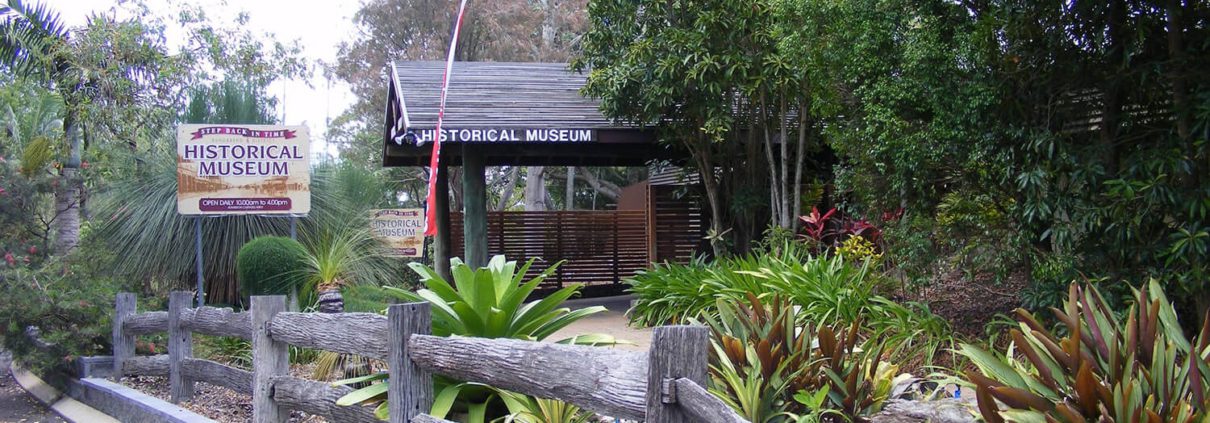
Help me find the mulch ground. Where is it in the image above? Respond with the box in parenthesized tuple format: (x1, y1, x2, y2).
(904, 268, 1027, 339)
(120, 364, 327, 423)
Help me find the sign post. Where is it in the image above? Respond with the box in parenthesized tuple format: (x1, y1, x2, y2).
(195, 217, 203, 307)
(177, 124, 311, 304)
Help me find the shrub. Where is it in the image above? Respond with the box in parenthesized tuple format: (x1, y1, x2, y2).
(236, 236, 307, 299)
(0, 257, 125, 382)
(628, 252, 953, 365)
(960, 281, 1210, 423)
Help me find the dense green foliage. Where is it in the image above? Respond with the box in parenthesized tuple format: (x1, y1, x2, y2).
(628, 250, 951, 364)
(961, 281, 1210, 422)
(235, 236, 307, 298)
(578, 0, 1210, 326)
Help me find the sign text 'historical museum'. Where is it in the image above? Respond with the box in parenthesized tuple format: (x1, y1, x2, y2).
(370, 209, 425, 257)
(177, 124, 311, 215)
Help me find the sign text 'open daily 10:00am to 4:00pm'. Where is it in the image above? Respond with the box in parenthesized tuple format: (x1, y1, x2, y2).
(176, 124, 311, 215)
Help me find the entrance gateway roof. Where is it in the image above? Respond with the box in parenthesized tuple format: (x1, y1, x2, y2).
(381, 61, 675, 167)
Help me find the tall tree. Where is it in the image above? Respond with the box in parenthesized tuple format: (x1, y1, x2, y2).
(0, 1, 193, 255)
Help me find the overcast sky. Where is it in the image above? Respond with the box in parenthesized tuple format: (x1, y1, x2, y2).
(54, 0, 362, 157)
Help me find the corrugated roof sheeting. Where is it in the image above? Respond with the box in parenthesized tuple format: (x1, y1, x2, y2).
(390, 61, 619, 129)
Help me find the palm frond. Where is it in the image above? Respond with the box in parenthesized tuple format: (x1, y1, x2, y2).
(0, 0, 69, 78)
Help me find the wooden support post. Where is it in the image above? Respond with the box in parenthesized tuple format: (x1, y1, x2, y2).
(252, 295, 288, 423)
(645, 326, 710, 423)
(462, 147, 488, 268)
(434, 162, 453, 282)
(387, 302, 433, 423)
(112, 292, 136, 381)
(168, 291, 195, 403)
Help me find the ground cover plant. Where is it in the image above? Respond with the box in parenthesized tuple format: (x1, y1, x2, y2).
(962, 281, 1210, 422)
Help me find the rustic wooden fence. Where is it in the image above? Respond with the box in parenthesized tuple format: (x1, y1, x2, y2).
(111, 291, 747, 423)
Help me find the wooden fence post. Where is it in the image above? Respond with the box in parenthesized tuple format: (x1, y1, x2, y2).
(112, 292, 136, 381)
(387, 302, 433, 423)
(645, 325, 709, 423)
(252, 295, 288, 423)
(168, 291, 195, 403)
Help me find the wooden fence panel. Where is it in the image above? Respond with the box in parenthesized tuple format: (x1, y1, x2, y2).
(106, 293, 748, 423)
(452, 210, 652, 287)
(408, 334, 649, 421)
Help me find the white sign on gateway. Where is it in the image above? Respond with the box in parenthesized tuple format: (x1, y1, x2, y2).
(176, 124, 311, 216)
(412, 127, 598, 145)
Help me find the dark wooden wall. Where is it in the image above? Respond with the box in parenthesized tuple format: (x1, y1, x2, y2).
(449, 206, 703, 291)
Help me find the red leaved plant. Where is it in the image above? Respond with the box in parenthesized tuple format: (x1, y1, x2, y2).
(960, 281, 1210, 423)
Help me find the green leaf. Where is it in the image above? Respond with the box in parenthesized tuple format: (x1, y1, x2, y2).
(335, 381, 387, 406)
(431, 383, 465, 418)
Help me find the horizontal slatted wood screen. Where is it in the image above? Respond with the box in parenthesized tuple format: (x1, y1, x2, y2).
(451, 211, 650, 288)
(649, 185, 707, 264)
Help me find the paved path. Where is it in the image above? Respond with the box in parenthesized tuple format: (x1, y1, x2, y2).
(0, 352, 65, 423)
(551, 294, 653, 351)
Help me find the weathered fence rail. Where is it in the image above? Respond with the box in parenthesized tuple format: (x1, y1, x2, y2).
(110, 291, 748, 423)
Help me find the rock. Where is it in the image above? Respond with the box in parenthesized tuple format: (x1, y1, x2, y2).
(869, 399, 976, 423)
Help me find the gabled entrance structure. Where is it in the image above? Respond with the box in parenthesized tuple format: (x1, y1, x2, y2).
(381, 61, 703, 292)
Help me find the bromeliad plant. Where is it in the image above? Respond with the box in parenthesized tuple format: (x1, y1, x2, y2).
(334, 255, 622, 421)
(700, 293, 914, 422)
(960, 280, 1210, 423)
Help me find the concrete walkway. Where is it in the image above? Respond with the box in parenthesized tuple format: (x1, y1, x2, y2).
(550, 295, 653, 351)
(0, 352, 65, 423)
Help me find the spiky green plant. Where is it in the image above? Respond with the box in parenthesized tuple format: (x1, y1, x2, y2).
(960, 280, 1210, 423)
(498, 391, 595, 423)
(700, 293, 914, 422)
(334, 255, 624, 421)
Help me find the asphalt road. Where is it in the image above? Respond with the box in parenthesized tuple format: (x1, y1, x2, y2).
(0, 352, 65, 423)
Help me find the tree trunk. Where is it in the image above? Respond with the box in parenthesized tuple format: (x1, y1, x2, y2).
(689, 137, 726, 257)
(494, 166, 520, 211)
(1100, 0, 1127, 176)
(52, 114, 82, 256)
(1166, 0, 1197, 186)
(760, 95, 781, 228)
(793, 99, 809, 228)
(577, 167, 621, 200)
(779, 97, 790, 229)
(317, 287, 344, 314)
(565, 166, 576, 210)
(539, 0, 556, 57)
(524, 166, 547, 211)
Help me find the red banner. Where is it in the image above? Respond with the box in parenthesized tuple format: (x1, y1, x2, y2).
(423, 0, 470, 237)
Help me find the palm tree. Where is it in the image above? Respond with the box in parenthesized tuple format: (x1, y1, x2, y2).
(0, 1, 77, 255)
(0, 82, 61, 180)
(0, 0, 163, 255)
